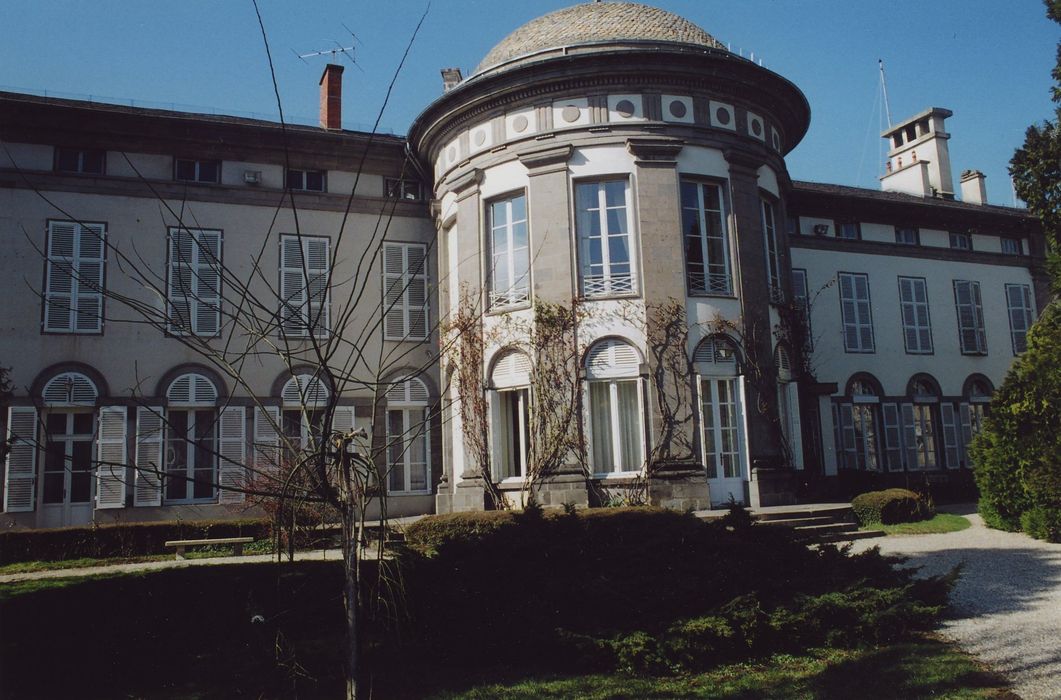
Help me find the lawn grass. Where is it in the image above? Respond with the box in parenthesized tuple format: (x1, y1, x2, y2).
(862, 513, 972, 536)
(432, 636, 1013, 700)
(0, 538, 277, 576)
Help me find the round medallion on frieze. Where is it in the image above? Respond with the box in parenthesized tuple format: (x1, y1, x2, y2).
(751, 119, 763, 136)
(715, 107, 731, 125)
(512, 115, 529, 133)
(447, 146, 458, 162)
(615, 99, 636, 118)
(668, 100, 687, 119)
(561, 105, 581, 123)
(473, 130, 486, 147)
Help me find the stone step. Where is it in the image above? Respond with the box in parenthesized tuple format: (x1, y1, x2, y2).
(792, 522, 858, 536)
(753, 506, 853, 522)
(755, 515, 847, 528)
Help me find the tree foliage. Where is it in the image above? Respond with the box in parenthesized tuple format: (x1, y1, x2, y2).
(1009, 0, 1061, 290)
(971, 302, 1061, 540)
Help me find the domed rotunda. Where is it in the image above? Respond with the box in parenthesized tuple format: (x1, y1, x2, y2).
(410, 2, 814, 513)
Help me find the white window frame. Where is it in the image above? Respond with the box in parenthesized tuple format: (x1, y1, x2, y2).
(838, 272, 875, 353)
(761, 199, 783, 303)
(1005, 283, 1034, 354)
(491, 388, 530, 481)
(279, 234, 331, 338)
(43, 220, 106, 334)
(1000, 237, 1022, 255)
(385, 377, 431, 495)
(894, 226, 919, 245)
(286, 168, 326, 192)
(949, 231, 972, 250)
(40, 410, 97, 509)
(953, 280, 987, 355)
(585, 339, 644, 476)
(679, 178, 732, 295)
(700, 377, 746, 480)
(382, 242, 429, 341)
(385, 178, 423, 201)
(174, 158, 220, 183)
(487, 192, 530, 309)
(163, 407, 219, 504)
(168, 227, 222, 336)
(898, 276, 933, 354)
(55, 147, 105, 174)
(576, 179, 638, 298)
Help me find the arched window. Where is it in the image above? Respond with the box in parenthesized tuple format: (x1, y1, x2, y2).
(585, 339, 644, 475)
(693, 335, 745, 503)
(163, 373, 220, 503)
(280, 373, 330, 456)
(905, 374, 940, 470)
(835, 373, 882, 471)
(385, 376, 430, 494)
(38, 372, 100, 523)
(959, 375, 994, 466)
(489, 350, 531, 480)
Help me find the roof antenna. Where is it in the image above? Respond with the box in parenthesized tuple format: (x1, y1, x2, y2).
(879, 59, 893, 128)
(294, 25, 363, 72)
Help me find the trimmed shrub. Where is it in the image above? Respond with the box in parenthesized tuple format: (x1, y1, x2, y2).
(402, 509, 516, 553)
(851, 488, 934, 525)
(661, 616, 735, 670)
(1020, 506, 1061, 542)
(0, 518, 271, 565)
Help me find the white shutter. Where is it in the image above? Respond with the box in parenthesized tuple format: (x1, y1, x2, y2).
(193, 230, 222, 336)
(958, 403, 973, 467)
(45, 222, 105, 333)
(491, 350, 532, 389)
(218, 406, 246, 504)
(305, 237, 330, 337)
(254, 406, 281, 471)
(940, 403, 960, 469)
(98, 406, 128, 509)
(4, 407, 38, 512)
(900, 403, 918, 470)
(407, 245, 428, 340)
(280, 236, 307, 336)
(132, 407, 162, 506)
(586, 339, 641, 379)
(838, 403, 856, 469)
(785, 385, 803, 469)
(383, 243, 406, 340)
(882, 403, 903, 471)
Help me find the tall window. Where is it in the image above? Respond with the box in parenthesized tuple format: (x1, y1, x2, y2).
(680, 179, 731, 294)
(576, 180, 636, 297)
(38, 372, 100, 523)
(898, 276, 933, 354)
(490, 351, 531, 481)
(905, 378, 939, 470)
(487, 193, 530, 308)
(163, 374, 221, 503)
(44, 221, 106, 334)
(168, 228, 222, 336)
(279, 235, 330, 337)
(838, 272, 874, 353)
(761, 199, 783, 303)
(791, 268, 812, 349)
(694, 336, 745, 492)
(836, 378, 881, 471)
(960, 378, 992, 467)
(382, 242, 428, 341)
(386, 377, 430, 494)
(586, 339, 644, 474)
(1005, 284, 1034, 354)
(55, 147, 105, 175)
(280, 374, 329, 460)
(953, 280, 987, 355)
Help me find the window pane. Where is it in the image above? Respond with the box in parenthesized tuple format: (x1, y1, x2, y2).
(305, 171, 324, 191)
(604, 180, 626, 207)
(616, 381, 642, 471)
(590, 382, 613, 471)
(175, 159, 196, 181)
(387, 410, 405, 491)
(198, 160, 219, 183)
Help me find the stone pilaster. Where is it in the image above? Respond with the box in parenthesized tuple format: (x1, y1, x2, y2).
(519, 144, 574, 304)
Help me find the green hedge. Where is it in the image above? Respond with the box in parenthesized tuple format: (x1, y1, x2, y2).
(0, 518, 271, 565)
(851, 489, 934, 526)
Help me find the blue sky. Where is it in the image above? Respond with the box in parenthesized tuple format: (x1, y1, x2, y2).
(2, 1, 1057, 205)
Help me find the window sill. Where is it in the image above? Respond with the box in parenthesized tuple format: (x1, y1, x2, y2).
(688, 291, 737, 300)
(487, 302, 532, 316)
(592, 470, 642, 480)
(580, 292, 641, 303)
(387, 490, 432, 497)
(843, 349, 877, 354)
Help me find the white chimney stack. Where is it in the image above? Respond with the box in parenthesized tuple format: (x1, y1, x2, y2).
(960, 169, 987, 205)
(880, 107, 954, 199)
(441, 68, 463, 93)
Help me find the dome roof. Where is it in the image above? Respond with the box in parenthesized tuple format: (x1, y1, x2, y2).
(474, 2, 726, 76)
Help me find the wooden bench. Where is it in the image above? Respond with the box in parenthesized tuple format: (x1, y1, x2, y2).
(163, 537, 254, 560)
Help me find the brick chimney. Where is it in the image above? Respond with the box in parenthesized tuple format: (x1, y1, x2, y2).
(319, 64, 344, 130)
(960, 170, 987, 205)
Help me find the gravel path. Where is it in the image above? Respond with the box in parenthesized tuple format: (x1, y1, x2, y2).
(852, 507, 1061, 700)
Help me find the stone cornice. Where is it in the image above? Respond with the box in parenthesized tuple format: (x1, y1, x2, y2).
(517, 144, 573, 175)
(627, 137, 683, 167)
(790, 234, 1036, 269)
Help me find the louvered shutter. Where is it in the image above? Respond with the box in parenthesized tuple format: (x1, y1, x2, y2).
(954, 281, 986, 354)
(280, 236, 306, 336)
(305, 237, 330, 337)
(900, 404, 918, 470)
(785, 386, 803, 469)
(383, 243, 406, 339)
(194, 230, 222, 336)
(838, 403, 856, 469)
(854, 275, 874, 351)
(218, 406, 246, 504)
(254, 406, 281, 471)
(881, 403, 903, 471)
(169, 229, 193, 332)
(899, 278, 918, 351)
(4, 407, 38, 512)
(959, 403, 973, 467)
(45, 222, 76, 331)
(830, 403, 841, 471)
(940, 403, 960, 469)
(132, 407, 163, 506)
(491, 351, 532, 388)
(45, 222, 105, 333)
(586, 339, 640, 379)
(75, 224, 105, 333)
(97, 406, 128, 509)
(972, 283, 987, 353)
(407, 245, 428, 339)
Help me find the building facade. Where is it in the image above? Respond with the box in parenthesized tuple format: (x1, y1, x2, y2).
(0, 2, 1048, 528)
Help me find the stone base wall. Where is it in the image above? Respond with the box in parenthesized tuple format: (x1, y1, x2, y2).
(749, 467, 798, 508)
(648, 468, 711, 511)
